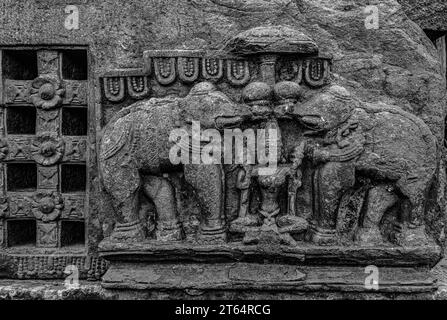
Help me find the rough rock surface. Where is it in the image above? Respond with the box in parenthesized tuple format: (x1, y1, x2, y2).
(399, 0, 447, 31)
(0, 0, 443, 134)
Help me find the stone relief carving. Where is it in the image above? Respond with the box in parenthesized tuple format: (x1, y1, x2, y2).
(37, 166, 58, 189)
(30, 75, 65, 110)
(289, 85, 437, 247)
(0, 139, 8, 160)
(98, 25, 439, 258)
(100, 81, 250, 242)
(0, 0, 441, 299)
(28, 191, 64, 222)
(0, 13, 436, 296)
(5, 80, 31, 104)
(30, 132, 65, 166)
(63, 80, 87, 105)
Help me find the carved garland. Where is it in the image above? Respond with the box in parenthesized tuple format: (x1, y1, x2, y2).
(101, 52, 331, 103)
(127, 76, 150, 99)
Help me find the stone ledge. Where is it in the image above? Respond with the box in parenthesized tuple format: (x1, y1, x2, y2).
(0, 278, 445, 300)
(99, 239, 442, 267)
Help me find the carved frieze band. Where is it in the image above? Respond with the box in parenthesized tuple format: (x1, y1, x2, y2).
(7, 254, 108, 280)
(4, 192, 85, 220)
(3, 79, 87, 106)
(0, 135, 86, 162)
(102, 50, 331, 102)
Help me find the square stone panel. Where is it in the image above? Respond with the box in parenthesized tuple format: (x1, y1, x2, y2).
(37, 50, 59, 76)
(7, 192, 33, 218)
(61, 194, 85, 219)
(3, 80, 32, 104)
(63, 81, 87, 105)
(36, 221, 58, 248)
(37, 166, 58, 190)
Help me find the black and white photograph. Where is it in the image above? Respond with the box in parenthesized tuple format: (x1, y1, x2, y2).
(0, 0, 446, 313)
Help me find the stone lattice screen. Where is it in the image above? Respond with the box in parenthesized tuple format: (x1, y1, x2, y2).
(0, 48, 107, 279)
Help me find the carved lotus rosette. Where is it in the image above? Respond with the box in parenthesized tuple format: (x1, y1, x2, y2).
(29, 191, 64, 222)
(0, 139, 9, 160)
(31, 132, 65, 166)
(30, 76, 65, 110)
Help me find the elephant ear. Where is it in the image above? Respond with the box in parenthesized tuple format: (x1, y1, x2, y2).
(100, 117, 133, 160)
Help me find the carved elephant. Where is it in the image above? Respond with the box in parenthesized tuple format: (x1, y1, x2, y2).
(290, 85, 437, 246)
(100, 82, 251, 242)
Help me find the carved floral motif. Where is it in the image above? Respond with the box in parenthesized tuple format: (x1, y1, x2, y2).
(30, 76, 65, 109)
(31, 132, 65, 166)
(28, 191, 64, 222)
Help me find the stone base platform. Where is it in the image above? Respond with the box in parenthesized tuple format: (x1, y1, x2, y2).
(97, 240, 443, 299)
(99, 240, 442, 266)
(102, 262, 436, 293)
(1, 261, 447, 299)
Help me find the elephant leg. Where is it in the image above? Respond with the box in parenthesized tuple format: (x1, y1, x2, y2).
(224, 165, 241, 222)
(143, 175, 183, 241)
(102, 159, 145, 242)
(355, 185, 398, 246)
(395, 177, 431, 246)
(309, 162, 355, 245)
(184, 164, 227, 242)
(167, 173, 184, 219)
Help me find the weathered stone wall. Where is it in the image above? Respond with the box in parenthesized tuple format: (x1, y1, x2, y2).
(1, 0, 443, 133)
(399, 0, 447, 31)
